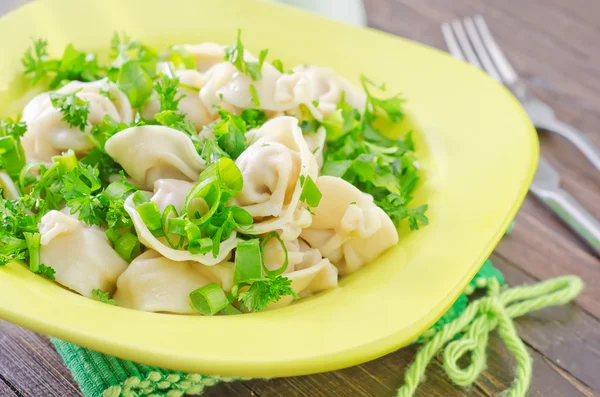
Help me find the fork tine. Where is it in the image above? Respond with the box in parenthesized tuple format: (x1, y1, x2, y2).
(449, 20, 482, 69)
(473, 15, 519, 85)
(441, 23, 465, 61)
(463, 17, 502, 83)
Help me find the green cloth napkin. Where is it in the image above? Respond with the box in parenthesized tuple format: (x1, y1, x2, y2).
(51, 259, 503, 397)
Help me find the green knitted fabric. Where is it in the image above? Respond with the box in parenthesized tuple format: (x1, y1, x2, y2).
(51, 259, 505, 397)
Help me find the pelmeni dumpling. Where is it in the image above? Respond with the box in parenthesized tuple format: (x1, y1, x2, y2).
(217, 62, 365, 122)
(193, 260, 236, 292)
(231, 116, 318, 240)
(300, 176, 399, 275)
(21, 79, 133, 162)
(302, 126, 326, 169)
(114, 250, 211, 313)
(125, 178, 239, 265)
(38, 210, 128, 297)
(142, 69, 215, 131)
(181, 42, 226, 72)
(261, 237, 338, 310)
(105, 125, 206, 190)
(289, 65, 367, 119)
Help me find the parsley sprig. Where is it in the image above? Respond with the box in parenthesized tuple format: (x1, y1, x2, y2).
(49, 91, 90, 131)
(225, 29, 269, 81)
(92, 288, 117, 305)
(320, 77, 428, 230)
(22, 39, 105, 89)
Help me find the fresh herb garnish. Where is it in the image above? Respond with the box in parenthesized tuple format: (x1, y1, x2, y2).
(321, 78, 427, 229)
(154, 75, 183, 112)
(0, 118, 27, 141)
(22, 39, 105, 89)
(49, 91, 90, 131)
(299, 175, 322, 209)
(155, 110, 196, 136)
(92, 288, 117, 305)
(224, 29, 269, 81)
(211, 109, 248, 159)
(60, 164, 104, 226)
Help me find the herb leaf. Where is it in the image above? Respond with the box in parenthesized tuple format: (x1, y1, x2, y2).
(50, 91, 90, 131)
(237, 276, 297, 312)
(155, 75, 183, 112)
(224, 30, 269, 81)
(92, 288, 117, 305)
(211, 109, 248, 159)
(60, 165, 104, 226)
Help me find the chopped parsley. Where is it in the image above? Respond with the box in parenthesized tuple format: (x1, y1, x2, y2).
(224, 30, 269, 81)
(154, 75, 183, 112)
(49, 91, 90, 131)
(92, 288, 117, 305)
(321, 78, 428, 229)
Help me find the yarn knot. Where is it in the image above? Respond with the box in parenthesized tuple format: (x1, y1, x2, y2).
(397, 275, 583, 397)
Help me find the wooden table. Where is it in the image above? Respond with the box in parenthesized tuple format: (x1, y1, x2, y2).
(1, 0, 600, 396)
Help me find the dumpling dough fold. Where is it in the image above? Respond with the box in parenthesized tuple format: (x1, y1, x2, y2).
(300, 176, 398, 275)
(114, 250, 211, 313)
(231, 116, 318, 240)
(38, 210, 127, 297)
(105, 125, 206, 190)
(124, 179, 239, 265)
(21, 79, 133, 162)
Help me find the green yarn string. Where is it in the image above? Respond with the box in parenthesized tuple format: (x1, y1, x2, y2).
(51, 258, 582, 397)
(396, 275, 583, 397)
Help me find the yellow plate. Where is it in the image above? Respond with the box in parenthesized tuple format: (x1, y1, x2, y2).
(0, 0, 538, 377)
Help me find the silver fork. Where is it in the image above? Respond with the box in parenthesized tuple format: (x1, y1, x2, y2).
(442, 16, 600, 256)
(442, 15, 600, 171)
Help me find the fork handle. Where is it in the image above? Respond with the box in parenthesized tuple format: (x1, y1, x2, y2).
(545, 120, 600, 171)
(531, 187, 600, 256)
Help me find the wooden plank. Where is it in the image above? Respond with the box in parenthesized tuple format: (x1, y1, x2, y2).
(495, 210, 600, 319)
(491, 254, 600, 392)
(0, 321, 82, 397)
(0, 379, 17, 397)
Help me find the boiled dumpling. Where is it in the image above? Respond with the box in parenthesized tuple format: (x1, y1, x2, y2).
(192, 260, 236, 292)
(198, 62, 240, 118)
(302, 126, 326, 169)
(181, 42, 226, 72)
(289, 65, 367, 119)
(217, 62, 365, 122)
(105, 125, 206, 190)
(38, 210, 128, 297)
(231, 116, 318, 240)
(142, 69, 215, 131)
(124, 178, 239, 265)
(21, 79, 133, 162)
(300, 176, 399, 275)
(114, 250, 212, 313)
(261, 237, 338, 309)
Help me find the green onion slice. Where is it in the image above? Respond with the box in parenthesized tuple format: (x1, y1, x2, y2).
(219, 304, 242, 315)
(51, 149, 78, 173)
(23, 232, 41, 273)
(198, 158, 243, 202)
(184, 176, 221, 223)
(133, 192, 163, 235)
(234, 239, 263, 284)
(189, 283, 229, 316)
(260, 232, 289, 277)
(0, 136, 26, 177)
(114, 232, 141, 262)
(161, 205, 184, 249)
